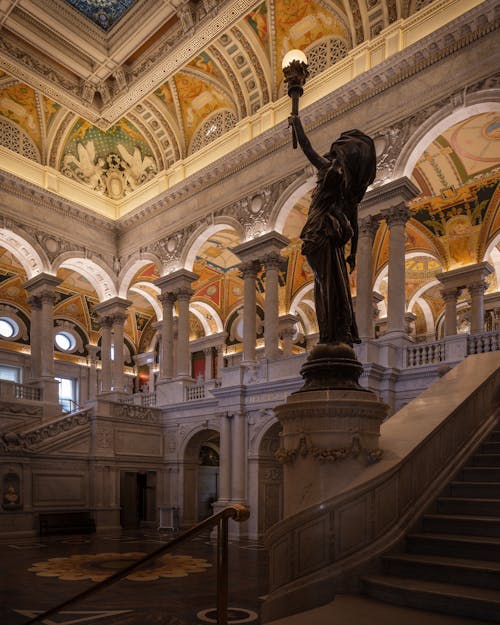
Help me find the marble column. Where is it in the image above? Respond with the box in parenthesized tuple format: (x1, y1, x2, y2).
(204, 347, 213, 380)
(231, 411, 247, 503)
(99, 316, 113, 393)
(86, 344, 99, 400)
(232, 232, 290, 364)
(27, 295, 42, 380)
(441, 287, 460, 336)
(218, 412, 232, 503)
(356, 215, 379, 339)
(24, 273, 62, 404)
(469, 281, 488, 334)
(176, 286, 193, 378)
(111, 311, 127, 391)
(94, 297, 132, 397)
(240, 260, 260, 364)
(159, 292, 176, 380)
(216, 343, 225, 378)
(382, 204, 410, 336)
(263, 252, 283, 360)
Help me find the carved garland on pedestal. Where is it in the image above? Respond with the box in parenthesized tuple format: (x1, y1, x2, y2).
(276, 433, 383, 465)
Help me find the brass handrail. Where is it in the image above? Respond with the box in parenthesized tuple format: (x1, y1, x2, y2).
(22, 504, 250, 625)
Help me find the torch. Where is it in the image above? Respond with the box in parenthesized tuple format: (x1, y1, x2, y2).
(282, 49, 309, 149)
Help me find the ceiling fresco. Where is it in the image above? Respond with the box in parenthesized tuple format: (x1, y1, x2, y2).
(64, 0, 137, 30)
(0, 0, 464, 201)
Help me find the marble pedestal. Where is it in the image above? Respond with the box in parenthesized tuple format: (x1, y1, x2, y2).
(274, 343, 388, 516)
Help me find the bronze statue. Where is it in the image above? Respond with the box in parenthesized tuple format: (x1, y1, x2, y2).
(289, 114, 376, 346)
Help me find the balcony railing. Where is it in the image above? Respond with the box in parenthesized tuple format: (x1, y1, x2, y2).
(185, 376, 206, 401)
(467, 329, 500, 354)
(0, 379, 41, 401)
(405, 340, 446, 367)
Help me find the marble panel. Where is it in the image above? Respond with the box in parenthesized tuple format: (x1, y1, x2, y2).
(33, 472, 86, 506)
(114, 428, 163, 456)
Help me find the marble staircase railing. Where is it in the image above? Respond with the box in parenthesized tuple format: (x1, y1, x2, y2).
(262, 351, 500, 622)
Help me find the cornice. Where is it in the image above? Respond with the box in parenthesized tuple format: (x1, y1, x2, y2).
(0, 170, 116, 232)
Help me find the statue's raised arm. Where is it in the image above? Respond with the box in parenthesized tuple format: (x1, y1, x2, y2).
(288, 114, 377, 347)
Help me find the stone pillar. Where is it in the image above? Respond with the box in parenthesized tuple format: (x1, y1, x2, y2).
(231, 411, 246, 503)
(441, 288, 460, 336)
(86, 344, 99, 400)
(24, 273, 62, 405)
(111, 311, 127, 392)
(356, 215, 379, 339)
(204, 347, 213, 380)
(263, 252, 283, 360)
(99, 317, 113, 393)
(239, 260, 260, 363)
(216, 343, 225, 378)
(469, 281, 488, 334)
(232, 232, 290, 364)
(218, 412, 232, 503)
(94, 297, 132, 398)
(27, 295, 42, 380)
(159, 292, 176, 379)
(382, 204, 410, 336)
(176, 287, 193, 378)
(437, 262, 493, 338)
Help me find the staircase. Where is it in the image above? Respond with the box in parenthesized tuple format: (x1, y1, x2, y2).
(362, 427, 500, 622)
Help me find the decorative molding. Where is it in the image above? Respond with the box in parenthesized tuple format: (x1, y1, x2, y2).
(0, 410, 91, 453)
(276, 432, 383, 465)
(110, 402, 160, 423)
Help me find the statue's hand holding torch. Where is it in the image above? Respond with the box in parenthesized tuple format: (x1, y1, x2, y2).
(282, 50, 309, 149)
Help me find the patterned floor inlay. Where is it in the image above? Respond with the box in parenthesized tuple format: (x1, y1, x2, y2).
(28, 552, 212, 582)
(197, 607, 258, 624)
(13, 610, 134, 624)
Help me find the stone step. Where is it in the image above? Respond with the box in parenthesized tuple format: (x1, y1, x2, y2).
(362, 575, 500, 622)
(448, 481, 500, 499)
(383, 553, 500, 590)
(470, 454, 500, 467)
(407, 533, 500, 562)
(488, 431, 500, 443)
(437, 497, 500, 516)
(462, 466, 500, 482)
(482, 442, 500, 454)
(423, 514, 500, 537)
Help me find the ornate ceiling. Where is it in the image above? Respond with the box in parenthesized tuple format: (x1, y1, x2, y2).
(3, 0, 493, 207)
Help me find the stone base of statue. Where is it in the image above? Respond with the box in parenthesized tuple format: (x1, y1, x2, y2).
(275, 342, 388, 516)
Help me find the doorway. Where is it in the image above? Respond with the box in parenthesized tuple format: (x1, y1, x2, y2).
(183, 429, 220, 526)
(120, 471, 157, 528)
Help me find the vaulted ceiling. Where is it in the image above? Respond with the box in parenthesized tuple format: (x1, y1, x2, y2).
(3, 0, 494, 211)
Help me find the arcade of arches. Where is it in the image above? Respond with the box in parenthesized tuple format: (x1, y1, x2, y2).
(0, 0, 499, 546)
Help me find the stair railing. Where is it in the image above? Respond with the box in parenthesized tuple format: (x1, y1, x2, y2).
(22, 504, 250, 625)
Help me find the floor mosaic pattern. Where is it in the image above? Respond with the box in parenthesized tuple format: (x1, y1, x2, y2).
(1, 530, 267, 625)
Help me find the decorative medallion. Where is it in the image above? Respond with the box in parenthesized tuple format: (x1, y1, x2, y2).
(29, 552, 212, 582)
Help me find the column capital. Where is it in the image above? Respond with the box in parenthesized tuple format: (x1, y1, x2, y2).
(154, 268, 198, 293)
(24, 272, 62, 295)
(98, 314, 114, 328)
(359, 214, 381, 238)
(239, 259, 261, 279)
(159, 291, 177, 306)
(468, 280, 488, 297)
(175, 286, 193, 301)
(94, 296, 132, 318)
(27, 294, 42, 310)
(261, 251, 283, 270)
(382, 203, 411, 228)
(441, 286, 462, 302)
(111, 311, 128, 326)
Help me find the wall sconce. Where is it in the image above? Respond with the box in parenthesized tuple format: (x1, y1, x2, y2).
(282, 49, 309, 149)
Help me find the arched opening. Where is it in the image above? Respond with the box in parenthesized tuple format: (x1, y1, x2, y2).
(183, 429, 220, 526)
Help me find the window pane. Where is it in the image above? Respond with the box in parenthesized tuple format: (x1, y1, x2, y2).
(0, 365, 21, 383)
(0, 318, 16, 338)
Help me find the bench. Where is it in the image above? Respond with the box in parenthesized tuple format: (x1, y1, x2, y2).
(39, 510, 96, 536)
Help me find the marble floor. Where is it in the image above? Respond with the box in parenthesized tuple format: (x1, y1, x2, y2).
(0, 529, 268, 625)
